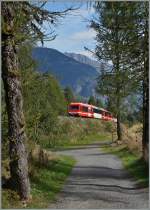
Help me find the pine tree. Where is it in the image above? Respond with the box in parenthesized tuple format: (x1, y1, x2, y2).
(129, 2, 149, 161)
(91, 1, 149, 160)
(91, 2, 138, 140)
(96, 98, 104, 108)
(88, 95, 96, 105)
(64, 86, 75, 105)
(2, 1, 73, 200)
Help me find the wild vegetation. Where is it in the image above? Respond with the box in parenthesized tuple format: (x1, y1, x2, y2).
(89, 1, 149, 161)
(2, 46, 116, 207)
(1, 1, 75, 201)
(103, 145, 149, 187)
(2, 154, 76, 209)
(2, 1, 149, 208)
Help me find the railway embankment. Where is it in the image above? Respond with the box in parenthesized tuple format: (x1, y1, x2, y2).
(33, 116, 117, 149)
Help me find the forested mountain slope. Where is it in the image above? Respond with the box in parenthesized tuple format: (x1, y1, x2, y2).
(32, 47, 99, 97)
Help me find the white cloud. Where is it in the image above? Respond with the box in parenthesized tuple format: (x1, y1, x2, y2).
(70, 29, 96, 41)
(39, 3, 97, 56)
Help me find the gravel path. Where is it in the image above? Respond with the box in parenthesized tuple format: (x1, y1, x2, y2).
(49, 142, 149, 209)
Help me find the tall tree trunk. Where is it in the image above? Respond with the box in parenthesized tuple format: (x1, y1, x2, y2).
(116, 61, 122, 141)
(117, 113, 122, 141)
(142, 62, 149, 162)
(115, 10, 122, 142)
(116, 89, 122, 141)
(142, 76, 149, 162)
(2, 2, 30, 200)
(142, 17, 149, 163)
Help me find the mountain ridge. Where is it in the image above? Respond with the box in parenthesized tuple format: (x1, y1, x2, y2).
(64, 52, 101, 72)
(32, 47, 99, 97)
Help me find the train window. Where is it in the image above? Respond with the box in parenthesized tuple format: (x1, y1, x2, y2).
(105, 112, 109, 116)
(93, 108, 102, 114)
(82, 106, 88, 112)
(105, 112, 111, 117)
(69, 105, 79, 110)
(103, 112, 107, 116)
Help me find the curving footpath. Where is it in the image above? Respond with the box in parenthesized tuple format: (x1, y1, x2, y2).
(49, 142, 149, 209)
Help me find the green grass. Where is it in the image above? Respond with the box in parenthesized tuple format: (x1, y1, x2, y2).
(2, 155, 76, 209)
(50, 133, 112, 151)
(103, 145, 149, 187)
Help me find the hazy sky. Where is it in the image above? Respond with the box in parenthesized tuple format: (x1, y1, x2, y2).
(38, 1, 97, 59)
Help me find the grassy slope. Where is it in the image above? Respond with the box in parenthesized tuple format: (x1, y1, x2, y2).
(2, 118, 114, 208)
(41, 117, 116, 149)
(51, 132, 112, 151)
(2, 155, 76, 209)
(4, 119, 146, 208)
(103, 145, 149, 187)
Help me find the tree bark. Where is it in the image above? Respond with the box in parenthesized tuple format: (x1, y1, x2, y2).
(116, 64, 122, 141)
(116, 83, 122, 141)
(117, 114, 122, 141)
(142, 78, 149, 162)
(115, 9, 122, 142)
(2, 2, 30, 200)
(142, 16, 149, 163)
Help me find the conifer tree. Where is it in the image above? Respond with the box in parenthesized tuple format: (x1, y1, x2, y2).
(91, 1, 149, 160)
(91, 2, 138, 140)
(64, 86, 75, 105)
(88, 95, 96, 105)
(2, 1, 73, 200)
(96, 98, 104, 108)
(127, 2, 149, 161)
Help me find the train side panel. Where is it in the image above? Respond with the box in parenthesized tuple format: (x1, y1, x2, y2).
(68, 102, 116, 122)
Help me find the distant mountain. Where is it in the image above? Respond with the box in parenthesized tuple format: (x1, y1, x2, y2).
(64, 52, 112, 73)
(64, 52, 101, 72)
(32, 47, 99, 97)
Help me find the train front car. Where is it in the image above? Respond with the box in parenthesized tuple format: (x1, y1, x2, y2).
(68, 103, 81, 117)
(68, 103, 93, 118)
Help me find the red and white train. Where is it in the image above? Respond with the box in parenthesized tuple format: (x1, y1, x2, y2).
(68, 102, 117, 122)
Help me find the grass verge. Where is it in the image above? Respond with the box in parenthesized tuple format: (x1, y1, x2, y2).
(2, 155, 76, 209)
(50, 133, 112, 151)
(103, 145, 149, 187)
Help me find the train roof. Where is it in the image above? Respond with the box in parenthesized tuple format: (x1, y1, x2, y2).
(69, 102, 111, 113)
(69, 102, 90, 107)
(92, 106, 111, 113)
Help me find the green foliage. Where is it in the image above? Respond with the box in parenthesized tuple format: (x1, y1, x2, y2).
(64, 86, 75, 105)
(22, 68, 67, 146)
(40, 117, 115, 149)
(2, 155, 76, 209)
(92, 2, 140, 110)
(96, 98, 104, 108)
(103, 145, 149, 187)
(90, 2, 148, 141)
(88, 95, 96, 105)
(88, 96, 104, 108)
(2, 2, 73, 44)
(2, 43, 68, 159)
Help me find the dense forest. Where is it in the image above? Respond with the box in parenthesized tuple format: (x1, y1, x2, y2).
(1, 1, 149, 208)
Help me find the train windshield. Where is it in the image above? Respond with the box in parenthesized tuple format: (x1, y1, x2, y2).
(69, 105, 79, 110)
